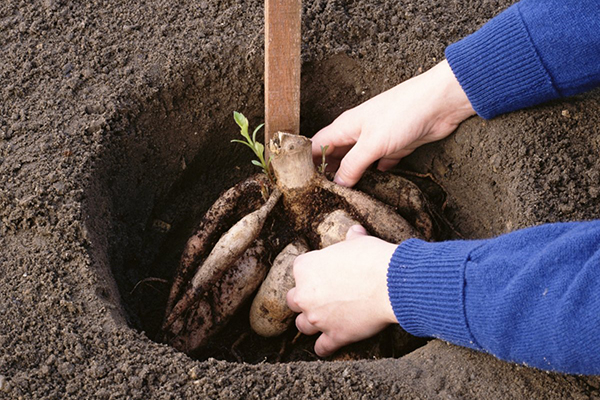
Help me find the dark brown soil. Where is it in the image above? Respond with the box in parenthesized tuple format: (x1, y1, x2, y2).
(1, 0, 600, 398)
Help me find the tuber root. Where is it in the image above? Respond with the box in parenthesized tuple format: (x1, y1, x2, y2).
(314, 209, 361, 248)
(355, 170, 458, 241)
(355, 170, 435, 240)
(319, 179, 420, 243)
(249, 239, 309, 337)
(168, 240, 269, 353)
(165, 174, 269, 316)
(163, 187, 281, 331)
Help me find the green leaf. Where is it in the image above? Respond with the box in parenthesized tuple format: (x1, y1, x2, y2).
(234, 112, 250, 141)
(241, 128, 251, 142)
(231, 112, 272, 182)
(233, 111, 248, 130)
(252, 123, 265, 143)
(255, 142, 264, 156)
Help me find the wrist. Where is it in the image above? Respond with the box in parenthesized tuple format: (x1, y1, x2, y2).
(381, 241, 400, 324)
(429, 59, 476, 125)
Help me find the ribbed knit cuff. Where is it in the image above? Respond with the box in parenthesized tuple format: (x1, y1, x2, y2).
(445, 4, 559, 119)
(387, 238, 485, 350)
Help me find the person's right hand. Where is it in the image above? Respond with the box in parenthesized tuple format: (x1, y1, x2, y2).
(311, 60, 476, 187)
(287, 225, 398, 357)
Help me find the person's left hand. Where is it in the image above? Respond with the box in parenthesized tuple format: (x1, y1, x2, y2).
(286, 225, 398, 357)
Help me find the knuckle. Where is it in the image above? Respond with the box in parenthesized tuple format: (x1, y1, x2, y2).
(291, 291, 308, 310)
(291, 290, 302, 306)
(327, 330, 340, 343)
(293, 253, 304, 266)
(305, 312, 320, 326)
(292, 253, 307, 273)
(327, 329, 348, 344)
(338, 109, 354, 123)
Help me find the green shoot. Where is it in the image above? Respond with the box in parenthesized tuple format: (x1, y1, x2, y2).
(232, 111, 274, 182)
(318, 145, 329, 174)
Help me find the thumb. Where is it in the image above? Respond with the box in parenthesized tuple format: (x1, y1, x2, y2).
(334, 141, 377, 187)
(345, 224, 368, 241)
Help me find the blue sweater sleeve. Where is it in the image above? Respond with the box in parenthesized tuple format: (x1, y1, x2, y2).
(387, 221, 600, 374)
(445, 0, 600, 119)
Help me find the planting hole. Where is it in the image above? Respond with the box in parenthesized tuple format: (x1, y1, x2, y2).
(84, 55, 430, 363)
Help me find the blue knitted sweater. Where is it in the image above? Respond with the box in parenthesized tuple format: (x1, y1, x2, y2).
(388, 1, 600, 375)
(446, 0, 600, 119)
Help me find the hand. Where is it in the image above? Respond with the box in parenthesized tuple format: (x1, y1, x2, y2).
(286, 225, 398, 357)
(311, 60, 475, 187)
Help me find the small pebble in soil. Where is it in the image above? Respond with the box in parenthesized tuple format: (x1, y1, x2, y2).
(188, 366, 200, 380)
(0, 375, 9, 392)
(63, 63, 73, 77)
(88, 118, 106, 134)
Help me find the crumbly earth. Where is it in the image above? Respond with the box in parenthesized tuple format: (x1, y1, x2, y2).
(1, 0, 599, 398)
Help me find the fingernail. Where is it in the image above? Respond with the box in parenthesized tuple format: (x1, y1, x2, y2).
(350, 224, 364, 233)
(333, 175, 346, 186)
(349, 225, 367, 237)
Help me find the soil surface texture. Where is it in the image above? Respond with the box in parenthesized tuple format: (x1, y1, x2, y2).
(1, 0, 600, 398)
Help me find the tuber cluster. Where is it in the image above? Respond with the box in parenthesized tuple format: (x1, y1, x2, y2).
(160, 132, 452, 357)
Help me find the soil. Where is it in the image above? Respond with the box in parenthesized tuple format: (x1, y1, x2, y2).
(1, 0, 599, 398)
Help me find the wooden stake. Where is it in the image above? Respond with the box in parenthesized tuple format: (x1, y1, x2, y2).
(265, 0, 301, 158)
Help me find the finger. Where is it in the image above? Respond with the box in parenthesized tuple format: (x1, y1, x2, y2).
(345, 224, 367, 241)
(334, 140, 379, 187)
(311, 130, 353, 159)
(311, 114, 361, 156)
(376, 156, 402, 172)
(329, 144, 353, 160)
(314, 333, 344, 357)
(286, 288, 303, 313)
(310, 133, 340, 157)
(295, 313, 320, 336)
